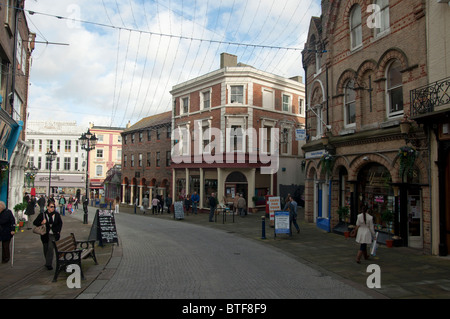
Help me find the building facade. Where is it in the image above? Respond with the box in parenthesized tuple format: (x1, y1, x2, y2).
(25, 121, 86, 197)
(410, 0, 450, 256)
(170, 53, 306, 210)
(120, 112, 172, 206)
(88, 124, 123, 199)
(302, 0, 430, 252)
(0, 0, 35, 209)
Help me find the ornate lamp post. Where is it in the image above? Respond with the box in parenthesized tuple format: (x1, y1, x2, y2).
(45, 148, 57, 197)
(79, 129, 98, 224)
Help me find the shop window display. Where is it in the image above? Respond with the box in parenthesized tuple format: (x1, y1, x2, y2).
(358, 164, 394, 233)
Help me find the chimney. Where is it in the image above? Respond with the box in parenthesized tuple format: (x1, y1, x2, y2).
(220, 53, 238, 68)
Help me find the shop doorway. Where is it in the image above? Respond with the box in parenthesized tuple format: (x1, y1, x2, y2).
(446, 150, 450, 254)
(225, 171, 248, 205)
(408, 187, 423, 249)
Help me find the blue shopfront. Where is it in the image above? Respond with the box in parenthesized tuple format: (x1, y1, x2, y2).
(0, 108, 24, 204)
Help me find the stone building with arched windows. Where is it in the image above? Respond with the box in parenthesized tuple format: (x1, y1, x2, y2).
(302, 0, 431, 252)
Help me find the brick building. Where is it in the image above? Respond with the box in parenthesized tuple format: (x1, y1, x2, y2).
(302, 0, 430, 252)
(0, 0, 35, 208)
(120, 112, 172, 206)
(170, 53, 305, 211)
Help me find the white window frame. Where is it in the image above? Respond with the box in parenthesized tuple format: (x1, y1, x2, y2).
(181, 96, 189, 115)
(374, 0, 390, 38)
(226, 117, 247, 153)
(280, 125, 293, 156)
(386, 60, 404, 118)
(262, 88, 275, 109)
(350, 5, 363, 51)
(200, 89, 211, 110)
(227, 84, 246, 105)
(282, 93, 292, 113)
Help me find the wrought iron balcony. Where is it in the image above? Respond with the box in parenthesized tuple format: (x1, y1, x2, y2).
(411, 76, 450, 117)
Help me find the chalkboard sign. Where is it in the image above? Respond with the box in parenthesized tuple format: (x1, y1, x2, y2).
(174, 201, 184, 220)
(89, 210, 119, 246)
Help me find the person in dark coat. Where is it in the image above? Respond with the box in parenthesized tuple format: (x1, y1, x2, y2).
(25, 194, 37, 229)
(208, 193, 217, 222)
(33, 202, 63, 270)
(0, 201, 15, 264)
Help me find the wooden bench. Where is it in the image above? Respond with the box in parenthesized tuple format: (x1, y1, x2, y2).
(52, 233, 98, 282)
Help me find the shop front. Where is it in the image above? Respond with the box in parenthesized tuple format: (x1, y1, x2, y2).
(349, 163, 425, 248)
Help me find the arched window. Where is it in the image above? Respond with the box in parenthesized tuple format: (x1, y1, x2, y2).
(350, 5, 362, 50)
(344, 79, 356, 127)
(387, 60, 403, 117)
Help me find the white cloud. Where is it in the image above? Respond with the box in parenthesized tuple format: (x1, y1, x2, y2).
(26, 0, 321, 129)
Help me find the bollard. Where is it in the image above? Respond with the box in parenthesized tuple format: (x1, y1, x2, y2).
(261, 216, 266, 239)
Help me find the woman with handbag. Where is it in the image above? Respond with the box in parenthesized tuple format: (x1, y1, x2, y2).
(355, 206, 375, 264)
(0, 201, 15, 264)
(33, 202, 63, 270)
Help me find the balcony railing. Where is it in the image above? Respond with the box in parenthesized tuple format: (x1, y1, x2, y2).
(411, 76, 450, 117)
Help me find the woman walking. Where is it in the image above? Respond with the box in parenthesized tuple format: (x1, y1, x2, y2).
(33, 202, 63, 270)
(355, 206, 376, 263)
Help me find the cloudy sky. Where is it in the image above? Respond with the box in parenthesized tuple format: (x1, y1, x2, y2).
(25, 0, 321, 129)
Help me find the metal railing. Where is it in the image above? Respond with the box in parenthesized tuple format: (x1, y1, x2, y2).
(411, 76, 450, 117)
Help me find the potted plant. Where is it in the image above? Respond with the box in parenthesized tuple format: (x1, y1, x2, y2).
(13, 202, 28, 221)
(398, 146, 418, 178)
(381, 209, 394, 247)
(319, 154, 335, 176)
(337, 206, 350, 223)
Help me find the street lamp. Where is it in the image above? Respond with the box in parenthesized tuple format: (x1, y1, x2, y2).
(79, 129, 98, 224)
(45, 148, 57, 197)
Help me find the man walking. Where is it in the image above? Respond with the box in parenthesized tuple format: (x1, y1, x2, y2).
(288, 196, 300, 235)
(208, 193, 217, 222)
(191, 192, 199, 215)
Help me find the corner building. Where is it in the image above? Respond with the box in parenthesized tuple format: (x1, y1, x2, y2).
(170, 53, 306, 210)
(302, 0, 430, 252)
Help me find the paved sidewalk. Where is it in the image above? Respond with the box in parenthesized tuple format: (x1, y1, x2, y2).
(2, 204, 450, 299)
(0, 207, 115, 299)
(118, 204, 450, 299)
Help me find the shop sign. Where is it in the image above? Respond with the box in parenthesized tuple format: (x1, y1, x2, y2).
(305, 149, 326, 159)
(295, 129, 306, 141)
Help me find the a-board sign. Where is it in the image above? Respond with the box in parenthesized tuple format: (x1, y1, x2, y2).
(89, 210, 119, 246)
(274, 211, 290, 236)
(174, 201, 184, 220)
(267, 196, 281, 227)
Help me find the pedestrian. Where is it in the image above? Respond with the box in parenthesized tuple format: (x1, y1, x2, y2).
(142, 196, 149, 214)
(355, 206, 376, 264)
(288, 196, 300, 235)
(33, 201, 63, 270)
(157, 194, 164, 214)
(165, 194, 172, 214)
(38, 195, 46, 214)
(184, 194, 191, 215)
(59, 195, 66, 216)
(73, 197, 79, 210)
(208, 193, 217, 222)
(191, 192, 199, 215)
(0, 201, 15, 264)
(25, 194, 37, 229)
(237, 194, 246, 217)
(67, 196, 74, 214)
(152, 197, 159, 215)
(114, 196, 120, 214)
(233, 193, 240, 215)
